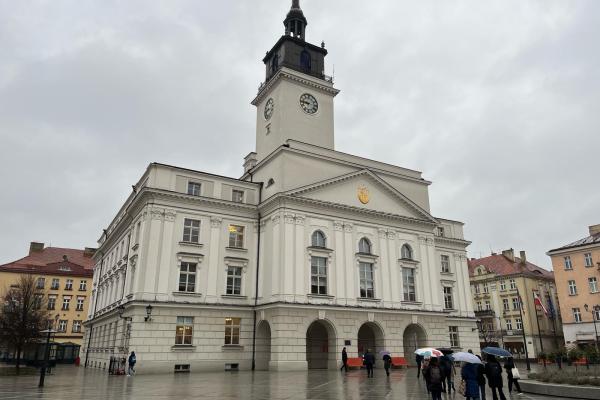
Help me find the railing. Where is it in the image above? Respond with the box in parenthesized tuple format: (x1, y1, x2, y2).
(475, 309, 496, 318)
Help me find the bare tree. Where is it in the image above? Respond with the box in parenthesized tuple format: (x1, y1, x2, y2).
(0, 274, 49, 374)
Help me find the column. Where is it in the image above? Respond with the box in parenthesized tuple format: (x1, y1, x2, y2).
(283, 213, 295, 298)
(206, 217, 222, 301)
(333, 221, 345, 301)
(418, 236, 433, 309)
(343, 223, 355, 304)
(294, 215, 306, 297)
(271, 215, 281, 299)
(156, 209, 176, 299)
(378, 229, 391, 304)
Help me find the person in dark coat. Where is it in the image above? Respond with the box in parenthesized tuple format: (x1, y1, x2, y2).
(439, 354, 454, 393)
(340, 347, 348, 372)
(423, 357, 446, 400)
(484, 355, 506, 400)
(461, 362, 481, 400)
(476, 355, 487, 400)
(383, 353, 392, 376)
(416, 353, 424, 378)
(363, 349, 375, 378)
(503, 357, 522, 394)
(127, 351, 136, 376)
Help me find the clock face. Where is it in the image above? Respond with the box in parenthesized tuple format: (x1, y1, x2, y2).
(300, 93, 318, 114)
(264, 98, 274, 120)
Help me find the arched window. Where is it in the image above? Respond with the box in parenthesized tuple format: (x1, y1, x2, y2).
(401, 244, 413, 260)
(311, 231, 326, 248)
(300, 50, 311, 71)
(358, 238, 371, 254)
(271, 54, 279, 74)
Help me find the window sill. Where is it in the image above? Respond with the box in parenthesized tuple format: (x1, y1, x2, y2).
(307, 246, 334, 253)
(171, 345, 196, 351)
(401, 300, 423, 306)
(444, 308, 458, 312)
(226, 247, 248, 253)
(440, 271, 454, 276)
(172, 291, 203, 297)
(179, 241, 203, 248)
(356, 252, 379, 259)
(357, 297, 381, 303)
(307, 294, 334, 299)
(222, 345, 243, 350)
(221, 294, 247, 299)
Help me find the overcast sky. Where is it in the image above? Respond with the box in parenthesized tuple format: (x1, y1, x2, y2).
(1, 0, 598, 269)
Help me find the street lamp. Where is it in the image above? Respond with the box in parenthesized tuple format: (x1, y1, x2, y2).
(583, 304, 599, 351)
(39, 315, 59, 388)
(144, 304, 153, 322)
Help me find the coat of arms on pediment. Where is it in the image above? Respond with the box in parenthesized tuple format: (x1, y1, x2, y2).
(357, 185, 369, 204)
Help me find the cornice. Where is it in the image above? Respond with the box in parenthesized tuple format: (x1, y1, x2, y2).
(252, 68, 339, 106)
(434, 236, 472, 249)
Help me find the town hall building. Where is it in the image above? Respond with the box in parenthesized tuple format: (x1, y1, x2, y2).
(83, 1, 478, 373)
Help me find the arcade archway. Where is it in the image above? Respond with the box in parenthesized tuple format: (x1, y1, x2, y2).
(403, 323, 427, 366)
(306, 320, 336, 369)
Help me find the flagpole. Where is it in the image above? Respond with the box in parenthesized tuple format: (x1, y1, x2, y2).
(533, 292, 545, 354)
(516, 288, 531, 371)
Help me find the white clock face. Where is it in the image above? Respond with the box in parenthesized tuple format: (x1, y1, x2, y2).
(264, 98, 274, 120)
(300, 93, 318, 114)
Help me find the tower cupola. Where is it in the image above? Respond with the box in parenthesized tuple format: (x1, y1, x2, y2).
(284, 0, 307, 40)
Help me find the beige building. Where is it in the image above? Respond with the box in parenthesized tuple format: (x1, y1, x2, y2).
(547, 224, 600, 347)
(0, 242, 95, 347)
(468, 249, 563, 358)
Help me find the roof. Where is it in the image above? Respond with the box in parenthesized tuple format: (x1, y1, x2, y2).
(468, 253, 554, 280)
(548, 231, 600, 253)
(0, 246, 94, 277)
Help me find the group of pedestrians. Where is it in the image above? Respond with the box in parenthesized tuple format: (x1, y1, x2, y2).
(421, 351, 522, 400)
(339, 347, 393, 377)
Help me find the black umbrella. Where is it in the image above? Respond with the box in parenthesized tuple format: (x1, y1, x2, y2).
(439, 348, 454, 355)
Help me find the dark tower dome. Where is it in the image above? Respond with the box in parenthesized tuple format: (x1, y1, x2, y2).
(284, 0, 308, 40)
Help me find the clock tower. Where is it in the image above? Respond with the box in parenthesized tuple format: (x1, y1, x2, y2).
(251, 0, 339, 162)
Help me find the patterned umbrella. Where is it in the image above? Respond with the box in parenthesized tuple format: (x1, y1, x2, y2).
(414, 348, 443, 357)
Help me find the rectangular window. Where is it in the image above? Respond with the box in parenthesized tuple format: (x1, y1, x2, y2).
(485, 300, 491, 310)
(403, 268, 416, 301)
(568, 280, 577, 295)
(449, 326, 459, 347)
(310, 256, 327, 295)
(47, 296, 56, 310)
(228, 225, 245, 248)
(584, 253, 593, 267)
(436, 227, 445, 237)
(76, 297, 85, 311)
(33, 295, 43, 310)
(572, 308, 582, 323)
(443, 287, 454, 309)
(499, 280, 506, 291)
(515, 318, 523, 330)
(72, 320, 82, 333)
(595, 309, 600, 321)
(65, 279, 73, 290)
(178, 262, 197, 293)
(224, 317, 241, 345)
(58, 320, 68, 332)
(187, 182, 201, 196)
(512, 297, 520, 310)
(79, 280, 87, 291)
(175, 316, 194, 345)
(589, 277, 598, 293)
(506, 319, 513, 330)
(36, 277, 45, 289)
(62, 297, 71, 310)
(183, 218, 200, 243)
(231, 189, 244, 203)
(483, 283, 489, 294)
(476, 301, 482, 311)
(359, 262, 375, 298)
(226, 266, 243, 295)
(503, 298, 510, 311)
(564, 256, 572, 270)
(51, 278, 60, 290)
(441, 255, 450, 273)
(509, 279, 516, 290)
(474, 284, 480, 294)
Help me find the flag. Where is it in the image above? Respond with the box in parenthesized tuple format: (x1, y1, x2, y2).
(533, 292, 549, 317)
(546, 292, 556, 319)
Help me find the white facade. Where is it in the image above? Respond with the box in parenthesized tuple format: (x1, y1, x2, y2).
(83, 2, 478, 374)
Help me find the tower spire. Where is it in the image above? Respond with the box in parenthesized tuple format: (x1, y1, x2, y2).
(284, 0, 307, 40)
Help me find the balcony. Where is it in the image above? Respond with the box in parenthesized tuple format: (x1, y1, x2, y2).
(474, 309, 496, 318)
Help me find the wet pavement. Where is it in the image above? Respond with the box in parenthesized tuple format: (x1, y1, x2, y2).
(0, 364, 574, 399)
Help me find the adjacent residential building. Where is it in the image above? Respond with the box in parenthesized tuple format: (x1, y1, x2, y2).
(468, 249, 563, 358)
(547, 224, 600, 347)
(0, 242, 95, 353)
(82, 1, 478, 374)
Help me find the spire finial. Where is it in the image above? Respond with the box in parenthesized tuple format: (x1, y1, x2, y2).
(284, 0, 307, 40)
(292, 0, 300, 9)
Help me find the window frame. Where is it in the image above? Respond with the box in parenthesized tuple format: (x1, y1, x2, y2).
(449, 326, 459, 347)
(226, 266, 243, 296)
(65, 279, 73, 290)
(503, 298, 510, 311)
(589, 277, 598, 293)
(175, 316, 194, 345)
(499, 280, 506, 291)
(36, 277, 45, 289)
(515, 318, 523, 330)
(572, 308, 582, 323)
(568, 280, 577, 295)
(57, 320, 68, 332)
(310, 256, 328, 295)
(401, 244, 413, 260)
(509, 279, 517, 290)
(311, 230, 326, 248)
(47, 296, 56, 310)
(358, 238, 372, 254)
(440, 255, 450, 273)
(359, 262, 375, 298)
(506, 319, 513, 330)
(443, 286, 454, 310)
(178, 262, 197, 293)
(79, 280, 87, 291)
(76, 297, 85, 311)
(564, 256, 573, 270)
(62, 296, 71, 311)
(224, 317, 241, 345)
(187, 181, 201, 197)
(182, 218, 201, 244)
(72, 320, 82, 333)
(51, 278, 60, 290)
(402, 267, 416, 302)
(231, 189, 245, 203)
(584, 253, 593, 267)
(228, 225, 245, 249)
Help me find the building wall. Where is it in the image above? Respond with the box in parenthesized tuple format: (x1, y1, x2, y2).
(0, 270, 91, 345)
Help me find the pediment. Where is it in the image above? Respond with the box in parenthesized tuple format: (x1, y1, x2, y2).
(285, 169, 437, 223)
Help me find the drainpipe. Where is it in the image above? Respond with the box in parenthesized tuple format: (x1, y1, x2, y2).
(250, 172, 263, 371)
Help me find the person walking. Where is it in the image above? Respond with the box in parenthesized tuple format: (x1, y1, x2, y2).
(484, 355, 506, 400)
(383, 353, 392, 376)
(363, 349, 375, 378)
(503, 357, 522, 395)
(439, 353, 454, 393)
(416, 353, 424, 378)
(127, 351, 136, 376)
(340, 347, 348, 372)
(461, 362, 481, 400)
(423, 357, 445, 400)
(476, 356, 487, 400)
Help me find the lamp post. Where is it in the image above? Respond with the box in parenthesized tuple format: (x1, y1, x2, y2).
(584, 304, 599, 351)
(38, 316, 58, 388)
(144, 304, 153, 322)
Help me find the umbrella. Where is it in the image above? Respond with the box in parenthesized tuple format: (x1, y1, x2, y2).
(438, 348, 454, 355)
(379, 350, 391, 356)
(482, 347, 512, 358)
(452, 352, 482, 364)
(415, 348, 443, 358)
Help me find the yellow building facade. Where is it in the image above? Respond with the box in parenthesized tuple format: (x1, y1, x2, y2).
(468, 249, 563, 358)
(548, 224, 600, 347)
